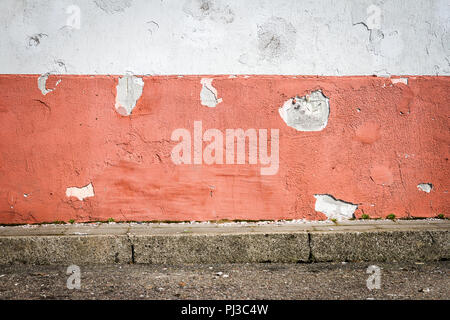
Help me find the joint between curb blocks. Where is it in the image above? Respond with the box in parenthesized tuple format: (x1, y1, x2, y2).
(307, 232, 315, 263)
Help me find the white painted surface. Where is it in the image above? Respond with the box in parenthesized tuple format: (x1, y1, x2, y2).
(1, 0, 449, 75)
(278, 90, 330, 132)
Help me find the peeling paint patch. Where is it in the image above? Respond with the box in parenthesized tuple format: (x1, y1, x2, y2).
(115, 74, 144, 116)
(37, 73, 61, 95)
(417, 183, 433, 193)
(66, 183, 95, 201)
(391, 78, 408, 85)
(278, 90, 330, 131)
(200, 78, 222, 107)
(314, 194, 358, 221)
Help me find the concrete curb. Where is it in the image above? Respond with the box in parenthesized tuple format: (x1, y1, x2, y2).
(0, 220, 448, 264)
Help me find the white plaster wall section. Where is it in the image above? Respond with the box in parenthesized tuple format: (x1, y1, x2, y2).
(429, 0, 450, 74)
(314, 195, 358, 221)
(66, 183, 95, 201)
(200, 78, 222, 107)
(0, 0, 449, 74)
(183, 0, 235, 24)
(278, 90, 330, 131)
(179, 0, 236, 64)
(417, 183, 433, 193)
(115, 74, 144, 116)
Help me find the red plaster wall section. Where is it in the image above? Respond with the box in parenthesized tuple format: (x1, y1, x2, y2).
(0, 75, 448, 224)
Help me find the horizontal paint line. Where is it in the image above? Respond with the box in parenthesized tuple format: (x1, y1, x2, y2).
(1, 73, 449, 77)
(1, 74, 449, 78)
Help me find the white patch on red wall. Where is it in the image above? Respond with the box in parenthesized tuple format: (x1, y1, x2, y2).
(66, 183, 95, 201)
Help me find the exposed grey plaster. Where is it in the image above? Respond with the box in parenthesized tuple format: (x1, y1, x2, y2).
(278, 90, 330, 131)
(417, 183, 433, 193)
(314, 195, 358, 221)
(115, 74, 144, 116)
(37, 73, 61, 95)
(200, 78, 222, 107)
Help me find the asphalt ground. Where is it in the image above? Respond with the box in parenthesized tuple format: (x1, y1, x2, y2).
(0, 261, 448, 300)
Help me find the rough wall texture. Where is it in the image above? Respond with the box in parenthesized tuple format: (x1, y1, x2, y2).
(0, 0, 449, 223)
(0, 0, 449, 75)
(0, 75, 448, 223)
